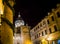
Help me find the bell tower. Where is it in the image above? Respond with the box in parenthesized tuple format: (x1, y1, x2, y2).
(13, 12, 24, 44)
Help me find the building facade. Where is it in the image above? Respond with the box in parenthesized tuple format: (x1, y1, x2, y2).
(30, 4, 60, 44)
(20, 24, 32, 44)
(0, 0, 15, 44)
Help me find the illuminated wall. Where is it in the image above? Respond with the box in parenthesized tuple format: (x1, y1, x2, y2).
(0, 0, 15, 44)
(30, 4, 60, 44)
(21, 25, 32, 44)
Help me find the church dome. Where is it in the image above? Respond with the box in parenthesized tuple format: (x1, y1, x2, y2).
(15, 12, 24, 27)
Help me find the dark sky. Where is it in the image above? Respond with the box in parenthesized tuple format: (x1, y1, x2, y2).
(14, 0, 60, 28)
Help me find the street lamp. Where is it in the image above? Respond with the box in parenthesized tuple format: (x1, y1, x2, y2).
(47, 37, 52, 40)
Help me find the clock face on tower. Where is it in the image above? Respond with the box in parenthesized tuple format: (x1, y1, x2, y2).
(15, 20, 24, 27)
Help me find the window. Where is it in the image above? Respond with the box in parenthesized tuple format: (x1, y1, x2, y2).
(35, 36, 36, 39)
(17, 27, 21, 33)
(54, 25, 57, 31)
(43, 21, 46, 25)
(36, 28, 37, 30)
(37, 34, 38, 38)
(42, 32, 44, 36)
(34, 29, 35, 31)
(51, 16, 54, 21)
(40, 24, 42, 27)
(57, 12, 60, 17)
(45, 30, 47, 35)
(47, 20, 49, 24)
(49, 28, 52, 33)
(39, 33, 40, 37)
(38, 26, 39, 28)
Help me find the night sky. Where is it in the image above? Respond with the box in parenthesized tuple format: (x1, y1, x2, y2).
(14, 0, 60, 28)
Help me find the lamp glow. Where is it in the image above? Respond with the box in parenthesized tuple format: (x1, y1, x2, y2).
(47, 37, 52, 40)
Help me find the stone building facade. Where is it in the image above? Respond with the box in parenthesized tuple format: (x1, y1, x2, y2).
(30, 4, 60, 44)
(0, 0, 15, 44)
